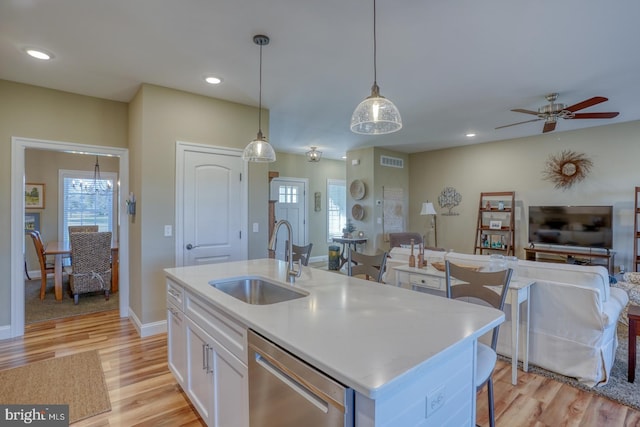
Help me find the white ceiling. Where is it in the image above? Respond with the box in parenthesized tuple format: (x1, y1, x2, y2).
(2, 0, 639, 159)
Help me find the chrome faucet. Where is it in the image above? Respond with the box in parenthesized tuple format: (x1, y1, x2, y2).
(268, 219, 302, 283)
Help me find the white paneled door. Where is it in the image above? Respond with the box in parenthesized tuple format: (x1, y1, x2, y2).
(178, 144, 247, 267)
(269, 178, 307, 261)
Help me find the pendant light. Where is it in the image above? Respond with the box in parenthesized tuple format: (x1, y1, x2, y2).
(306, 146, 322, 162)
(92, 156, 112, 193)
(350, 0, 402, 135)
(242, 35, 276, 162)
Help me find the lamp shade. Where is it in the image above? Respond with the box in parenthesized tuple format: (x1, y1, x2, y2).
(242, 134, 276, 162)
(420, 202, 437, 215)
(350, 85, 402, 135)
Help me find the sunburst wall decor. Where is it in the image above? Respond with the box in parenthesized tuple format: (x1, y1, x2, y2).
(542, 150, 593, 190)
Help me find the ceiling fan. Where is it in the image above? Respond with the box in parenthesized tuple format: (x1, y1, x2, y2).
(496, 93, 619, 133)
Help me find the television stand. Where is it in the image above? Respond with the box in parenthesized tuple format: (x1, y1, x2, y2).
(524, 245, 615, 275)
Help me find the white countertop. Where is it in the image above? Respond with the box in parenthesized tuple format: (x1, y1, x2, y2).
(164, 258, 504, 399)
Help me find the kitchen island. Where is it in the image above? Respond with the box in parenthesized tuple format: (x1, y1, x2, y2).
(164, 259, 504, 426)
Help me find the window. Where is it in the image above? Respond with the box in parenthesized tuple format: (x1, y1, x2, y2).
(327, 179, 346, 242)
(59, 169, 117, 246)
(278, 185, 298, 204)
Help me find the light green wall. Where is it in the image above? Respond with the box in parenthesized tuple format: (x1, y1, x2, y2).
(1, 79, 269, 329)
(270, 152, 346, 258)
(345, 147, 410, 254)
(131, 84, 269, 324)
(0, 79, 128, 326)
(408, 121, 640, 271)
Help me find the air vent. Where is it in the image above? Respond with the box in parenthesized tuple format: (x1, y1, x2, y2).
(380, 155, 404, 168)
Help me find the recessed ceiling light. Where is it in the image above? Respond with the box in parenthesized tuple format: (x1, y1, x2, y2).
(204, 76, 222, 85)
(342, 155, 347, 160)
(466, 133, 476, 137)
(25, 48, 52, 60)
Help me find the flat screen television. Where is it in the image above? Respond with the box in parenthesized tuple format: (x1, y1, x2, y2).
(528, 205, 613, 249)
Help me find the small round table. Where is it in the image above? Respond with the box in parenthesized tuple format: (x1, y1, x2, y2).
(628, 305, 640, 382)
(332, 237, 367, 271)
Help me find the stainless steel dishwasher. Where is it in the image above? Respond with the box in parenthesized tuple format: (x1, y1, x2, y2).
(248, 330, 354, 427)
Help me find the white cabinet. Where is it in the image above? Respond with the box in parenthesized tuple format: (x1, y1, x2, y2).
(167, 279, 249, 427)
(167, 281, 186, 387)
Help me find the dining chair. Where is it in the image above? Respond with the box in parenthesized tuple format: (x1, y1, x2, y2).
(348, 250, 388, 283)
(67, 226, 98, 265)
(445, 260, 512, 427)
(69, 231, 112, 304)
(68, 225, 99, 235)
(27, 230, 55, 300)
(285, 240, 313, 266)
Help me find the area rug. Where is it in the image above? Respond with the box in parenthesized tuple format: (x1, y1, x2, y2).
(501, 310, 640, 412)
(25, 278, 119, 324)
(0, 350, 111, 423)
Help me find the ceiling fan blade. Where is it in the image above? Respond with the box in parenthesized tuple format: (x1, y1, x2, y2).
(571, 112, 620, 119)
(565, 96, 608, 112)
(511, 108, 539, 115)
(495, 118, 541, 130)
(542, 121, 557, 133)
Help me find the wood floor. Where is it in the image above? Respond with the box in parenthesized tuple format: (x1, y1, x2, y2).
(1, 310, 639, 426)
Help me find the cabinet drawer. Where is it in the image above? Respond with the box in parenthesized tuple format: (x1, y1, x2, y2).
(167, 279, 184, 311)
(409, 274, 443, 291)
(185, 291, 247, 363)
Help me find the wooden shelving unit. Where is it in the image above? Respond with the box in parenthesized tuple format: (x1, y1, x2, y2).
(474, 191, 515, 256)
(635, 187, 640, 272)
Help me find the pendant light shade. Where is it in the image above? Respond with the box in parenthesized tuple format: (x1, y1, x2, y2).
(243, 35, 276, 162)
(350, 0, 401, 135)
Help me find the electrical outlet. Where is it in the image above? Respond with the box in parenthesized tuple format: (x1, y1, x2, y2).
(425, 385, 446, 418)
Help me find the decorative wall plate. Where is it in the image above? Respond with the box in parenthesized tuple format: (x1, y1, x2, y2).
(350, 179, 366, 200)
(352, 203, 364, 220)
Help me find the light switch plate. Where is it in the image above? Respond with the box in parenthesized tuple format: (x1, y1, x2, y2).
(164, 225, 172, 237)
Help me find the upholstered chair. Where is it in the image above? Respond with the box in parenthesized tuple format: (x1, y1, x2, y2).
(69, 231, 112, 304)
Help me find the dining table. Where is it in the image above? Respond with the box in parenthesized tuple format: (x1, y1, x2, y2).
(45, 241, 119, 301)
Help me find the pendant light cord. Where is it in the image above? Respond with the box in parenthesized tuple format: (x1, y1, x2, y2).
(373, 0, 377, 86)
(258, 43, 263, 134)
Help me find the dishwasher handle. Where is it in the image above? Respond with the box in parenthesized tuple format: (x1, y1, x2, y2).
(255, 352, 330, 414)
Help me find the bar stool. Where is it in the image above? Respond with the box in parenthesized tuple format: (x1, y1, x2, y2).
(628, 305, 640, 382)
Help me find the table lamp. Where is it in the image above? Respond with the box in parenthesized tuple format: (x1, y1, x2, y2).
(420, 202, 437, 247)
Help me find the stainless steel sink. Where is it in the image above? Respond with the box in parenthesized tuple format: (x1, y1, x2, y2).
(209, 276, 308, 305)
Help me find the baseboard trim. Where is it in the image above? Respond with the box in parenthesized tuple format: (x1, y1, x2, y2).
(128, 308, 167, 338)
(0, 324, 12, 340)
(309, 255, 328, 263)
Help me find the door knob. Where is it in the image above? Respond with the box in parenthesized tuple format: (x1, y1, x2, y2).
(186, 243, 194, 250)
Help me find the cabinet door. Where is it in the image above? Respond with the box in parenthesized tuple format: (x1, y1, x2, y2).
(211, 338, 249, 427)
(186, 318, 214, 425)
(167, 304, 187, 387)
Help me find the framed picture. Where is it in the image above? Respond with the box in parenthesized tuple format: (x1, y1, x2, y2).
(314, 192, 321, 212)
(489, 220, 502, 230)
(25, 183, 45, 209)
(25, 212, 40, 232)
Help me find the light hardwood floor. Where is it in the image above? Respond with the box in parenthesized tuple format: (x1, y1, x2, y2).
(1, 309, 639, 426)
